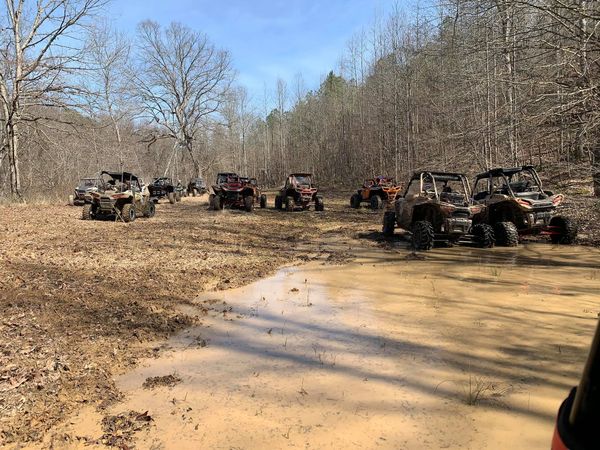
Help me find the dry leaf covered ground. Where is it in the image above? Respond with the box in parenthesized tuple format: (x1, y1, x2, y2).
(0, 190, 598, 445)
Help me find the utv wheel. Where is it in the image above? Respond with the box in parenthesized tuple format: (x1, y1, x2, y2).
(82, 203, 93, 220)
(472, 223, 495, 248)
(370, 195, 383, 210)
(68, 195, 75, 206)
(208, 193, 216, 209)
(213, 195, 223, 210)
(275, 195, 283, 210)
(315, 196, 324, 212)
(143, 202, 156, 218)
(350, 194, 361, 209)
(192, 189, 198, 197)
(494, 221, 519, 247)
(260, 194, 267, 209)
(550, 216, 577, 245)
(244, 196, 254, 212)
(168, 192, 176, 204)
(122, 203, 136, 223)
(285, 196, 294, 212)
(383, 211, 396, 237)
(175, 192, 181, 202)
(411, 220, 434, 251)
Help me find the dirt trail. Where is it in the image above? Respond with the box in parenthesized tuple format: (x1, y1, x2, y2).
(41, 244, 600, 449)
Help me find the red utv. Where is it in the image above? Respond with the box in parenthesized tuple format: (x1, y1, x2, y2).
(209, 172, 266, 212)
(274, 173, 324, 212)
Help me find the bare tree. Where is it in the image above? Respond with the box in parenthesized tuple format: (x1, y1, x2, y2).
(135, 20, 233, 177)
(0, 0, 107, 199)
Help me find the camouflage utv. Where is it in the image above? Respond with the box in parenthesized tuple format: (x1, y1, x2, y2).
(383, 171, 494, 250)
(82, 171, 155, 222)
(472, 166, 577, 245)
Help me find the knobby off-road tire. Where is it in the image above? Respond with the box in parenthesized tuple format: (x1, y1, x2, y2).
(260, 194, 267, 209)
(244, 196, 254, 212)
(315, 196, 324, 212)
(275, 195, 282, 210)
(192, 189, 198, 197)
(350, 194, 361, 209)
(122, 203, 136, 223)
(213, 195, 224, 210)
(472, 223, 495, 248)
(175, 192, 182, 202)
(143, 202, 156, 218)
(168, 192, 176, 204)
(550, 216, 577, 245)
(285, 196, 294, 212)
(82, 203, 93, 220)
(494, 221, 519, 247)
(411, 220, 434, 251)
(370, 195, 383, 210)
(382, 211, 396, 237)
(208, 194, 216, 210)
(68, 195, 75, 206)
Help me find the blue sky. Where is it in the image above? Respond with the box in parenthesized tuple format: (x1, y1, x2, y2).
(111, 0, 397, 108)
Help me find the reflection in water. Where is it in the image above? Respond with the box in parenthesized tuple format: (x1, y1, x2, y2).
(58, 244, 600, 449)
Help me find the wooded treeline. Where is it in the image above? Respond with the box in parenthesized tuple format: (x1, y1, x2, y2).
(1, 1, 600, 200)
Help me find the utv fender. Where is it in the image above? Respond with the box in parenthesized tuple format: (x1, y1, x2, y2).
(412, 204, 443, 232)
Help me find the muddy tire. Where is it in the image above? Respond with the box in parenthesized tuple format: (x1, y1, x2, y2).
(383, 211, 396, 236)
(411, 220, 434, 251)
(168, 192, 176, 204)
(370, 195, 383, 210)
(472, 223, 495, 248)
(315, 196, 324, 211)
(350, 194, 361, 209)
(68, 195, 75, 206)
(208, 193, 215, 209)
(244, 196, 254, 212)
(275, 195, 282, 210)
(494, 221, 519, 247)
(143, 202, 156, 218)
(285, 196, 294, 212)
(122, 203, 136, 223)
(82, 203, 93, 220)
(192, 189, 198, 197)
(214, 195, 224, 210)
(550, 216, 577, 245)
(260, 194, 267, 209)
(175, 192, 181, 202)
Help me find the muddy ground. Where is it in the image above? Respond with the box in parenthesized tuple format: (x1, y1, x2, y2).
(0, 193, 378, 445)
(0, 191, 598, 447)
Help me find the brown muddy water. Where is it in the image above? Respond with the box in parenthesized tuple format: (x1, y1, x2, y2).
(50, 244, 599, 449)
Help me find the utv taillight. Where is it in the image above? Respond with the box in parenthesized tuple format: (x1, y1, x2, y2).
(516, 198, 532, 208)
(552, 195, 564, 206)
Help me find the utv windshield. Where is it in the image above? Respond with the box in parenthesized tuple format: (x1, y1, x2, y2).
(78, 179, 97, 189)
(292, 176, 312, 188)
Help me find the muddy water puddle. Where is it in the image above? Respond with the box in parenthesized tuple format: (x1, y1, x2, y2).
(54, 244, 599, 449)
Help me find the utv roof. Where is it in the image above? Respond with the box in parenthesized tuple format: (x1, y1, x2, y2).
(289, 173, 312, 177)
(411, 171, 466, 182)
(475, 165, 535, 179)
(217, 172, 238, 176)
(101, 171, 139, 181)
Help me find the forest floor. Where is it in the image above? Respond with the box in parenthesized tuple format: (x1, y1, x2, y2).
(0, 190, 599, 447)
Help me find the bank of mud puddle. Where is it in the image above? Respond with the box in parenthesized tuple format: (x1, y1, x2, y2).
(36, 243, 600, 450)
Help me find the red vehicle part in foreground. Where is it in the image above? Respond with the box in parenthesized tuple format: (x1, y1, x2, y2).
(552, 318, 600, 449)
